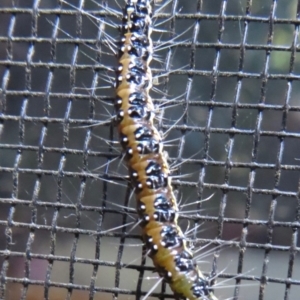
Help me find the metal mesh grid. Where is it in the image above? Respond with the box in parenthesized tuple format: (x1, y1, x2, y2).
(0, 0, 300, 299)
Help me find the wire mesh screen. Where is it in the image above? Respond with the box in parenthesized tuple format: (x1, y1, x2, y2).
(0, 0, 300, 299)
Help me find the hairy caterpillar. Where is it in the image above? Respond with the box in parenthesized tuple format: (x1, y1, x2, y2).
(115, 0, 218, 299)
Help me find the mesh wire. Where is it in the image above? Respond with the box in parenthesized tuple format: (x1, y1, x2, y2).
(0, 0, 300, 299)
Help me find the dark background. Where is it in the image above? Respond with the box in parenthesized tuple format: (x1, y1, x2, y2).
(0, 0, 300, 299)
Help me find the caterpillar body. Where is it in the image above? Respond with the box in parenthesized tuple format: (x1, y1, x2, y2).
(115, 1, 218, 299)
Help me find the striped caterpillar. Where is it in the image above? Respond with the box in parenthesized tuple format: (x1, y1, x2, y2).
(115, 0, 218, 299)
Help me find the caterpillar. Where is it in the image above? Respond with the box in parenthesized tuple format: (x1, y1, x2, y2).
(115, 0, 218, 299)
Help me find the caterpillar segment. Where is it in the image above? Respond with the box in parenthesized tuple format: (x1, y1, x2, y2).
(115, 1, 218, 299)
